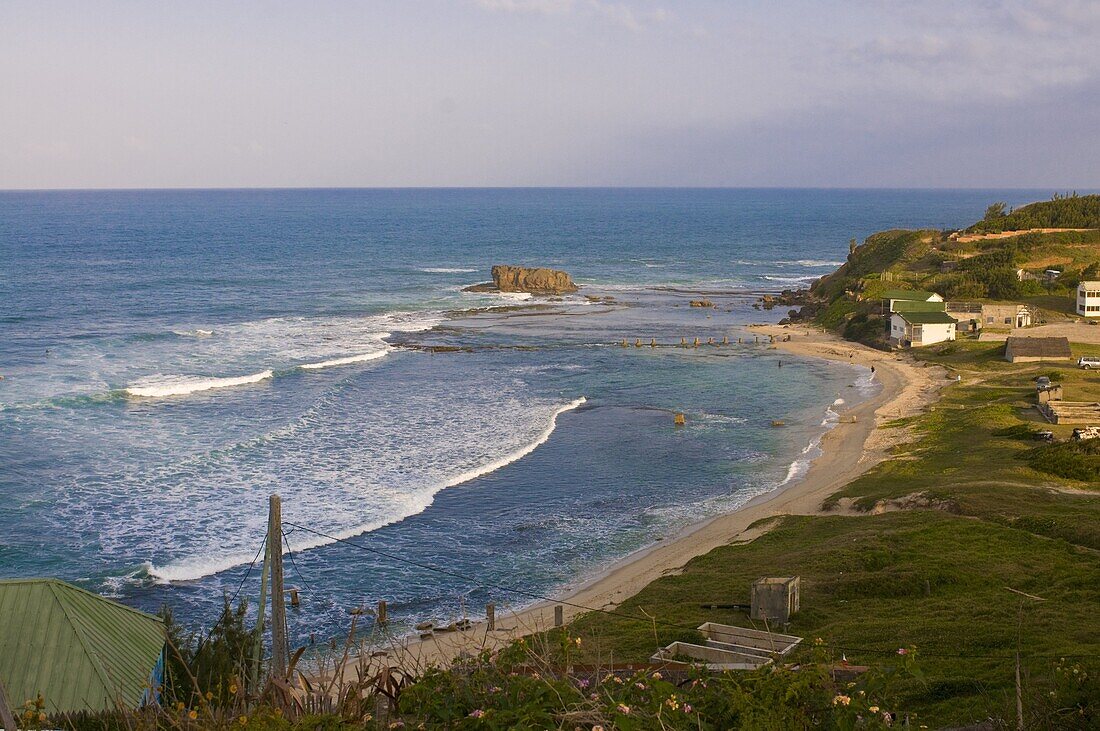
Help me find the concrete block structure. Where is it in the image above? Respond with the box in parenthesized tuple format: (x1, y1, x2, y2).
(750, 576, 800, 623)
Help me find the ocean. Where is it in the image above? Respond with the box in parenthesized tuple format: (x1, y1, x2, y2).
(0, 187, 1056, 643)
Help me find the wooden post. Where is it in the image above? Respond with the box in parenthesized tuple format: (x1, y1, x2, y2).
(0, 677, 18, 731)
(268, 494, 288, 680)
(1015, 648, 1024, 731)
(289, 588, 300, 608)
(486, 603, 496, 631)
(377, 600, 388, 626)
(251, 522, 272, 693)
(554, 605, 564, 627)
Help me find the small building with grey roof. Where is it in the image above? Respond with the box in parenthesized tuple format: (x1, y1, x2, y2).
(1004, 336, 1073, 363)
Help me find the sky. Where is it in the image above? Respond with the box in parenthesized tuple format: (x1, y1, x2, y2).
(2, 0, 1100, 189)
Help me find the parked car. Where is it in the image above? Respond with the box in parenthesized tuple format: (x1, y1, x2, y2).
(1036, 376, 1051, 389)
(1078, 356, 1100, 370)
(1035, 430, 1055, 442)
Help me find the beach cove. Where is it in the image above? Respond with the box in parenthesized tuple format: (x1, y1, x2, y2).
(328, 322, 947, 673)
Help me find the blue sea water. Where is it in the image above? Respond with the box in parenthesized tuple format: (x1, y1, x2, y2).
(0, 188, 1057, 642)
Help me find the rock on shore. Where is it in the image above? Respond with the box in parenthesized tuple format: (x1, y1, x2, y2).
(463, 265, 579, 295)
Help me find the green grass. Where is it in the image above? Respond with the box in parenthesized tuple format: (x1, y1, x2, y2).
(566, 338, 1100, 727)
(569, 512, 1100, 727)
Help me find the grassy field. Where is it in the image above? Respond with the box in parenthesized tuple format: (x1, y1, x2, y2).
(568, 339, 1100, 727)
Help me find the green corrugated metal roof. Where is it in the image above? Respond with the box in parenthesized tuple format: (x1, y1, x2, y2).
(0, 579, 166, 714)
(892, 299, 947, 312)
(882, 288, 938, 301)
(895, 310, 958, 324)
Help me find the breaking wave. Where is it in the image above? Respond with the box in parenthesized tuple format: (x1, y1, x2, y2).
(145, 396, 587, 582)
(125, 371, 274, 397)
(298, 350, 389, 370)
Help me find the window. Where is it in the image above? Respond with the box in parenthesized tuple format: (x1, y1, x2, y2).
(1004, 317, 1011, 325)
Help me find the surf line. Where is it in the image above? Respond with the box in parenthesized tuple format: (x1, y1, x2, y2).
(124, 349, 393, 398)
(145, 396, 588, 582)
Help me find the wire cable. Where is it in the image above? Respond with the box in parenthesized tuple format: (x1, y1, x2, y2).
(281, 527, 316, 597)
(227, 531, 268, 607)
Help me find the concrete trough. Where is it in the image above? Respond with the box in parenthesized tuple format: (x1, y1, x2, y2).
(650, 641, 772, 671)
(650, 625, 803, 671)
(697, 622, 802, 657)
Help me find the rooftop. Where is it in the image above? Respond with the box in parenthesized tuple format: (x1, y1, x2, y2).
(882, 288, 938, 301)
(893, 299, 947, 313)
(895, 311, 957, 325)
(1004, 336, 1073, 358)
(0, 578, 166, 714)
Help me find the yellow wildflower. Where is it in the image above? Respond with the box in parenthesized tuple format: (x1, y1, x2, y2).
(188, 710, 198, 720)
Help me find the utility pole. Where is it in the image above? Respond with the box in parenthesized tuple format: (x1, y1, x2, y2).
(268, 494, 289, 680)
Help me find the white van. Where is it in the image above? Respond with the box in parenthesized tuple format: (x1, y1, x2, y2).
(1079, 356, 1100, 370)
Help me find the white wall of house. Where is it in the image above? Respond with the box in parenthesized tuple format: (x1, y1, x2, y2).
(1078, 281, 1100, 317)
(889, 313, 907, 343)
(888, 315, 956, 346)
(917, 322, 957, 345)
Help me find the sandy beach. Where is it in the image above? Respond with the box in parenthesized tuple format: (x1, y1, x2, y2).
(318, 324, 948, 678)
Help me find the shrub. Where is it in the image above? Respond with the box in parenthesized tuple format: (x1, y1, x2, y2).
(1023, 440, 1100, 482)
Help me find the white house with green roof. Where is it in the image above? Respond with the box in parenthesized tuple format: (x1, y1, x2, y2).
(889, 309, 957, 347)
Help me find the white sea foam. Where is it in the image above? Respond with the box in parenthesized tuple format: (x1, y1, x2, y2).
(173, 329, 214, 337)
(851, 365, 878, 396)
(420, 267, 477, 273)
(145, 396, 587, 582)
(298, 350, 389, 370)
(761, 274, 821, 285)
(780, 402, 842, 486)
(779, 260, 845, 267)
(125, 371, 273, 397)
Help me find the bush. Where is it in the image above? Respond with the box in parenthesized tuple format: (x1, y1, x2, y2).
(163, 598, 257, 705)
(399, 636, 923, 730)
(1023, 440, 1100, 482)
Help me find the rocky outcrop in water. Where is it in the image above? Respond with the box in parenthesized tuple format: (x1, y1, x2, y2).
(463, 265, 579, 295)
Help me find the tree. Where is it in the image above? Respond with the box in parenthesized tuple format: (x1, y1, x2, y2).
(984, 202, 1008, 221)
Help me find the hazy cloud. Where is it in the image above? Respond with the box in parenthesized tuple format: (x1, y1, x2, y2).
(0, 0, 1096, 188)
(474, 0, 669, 30)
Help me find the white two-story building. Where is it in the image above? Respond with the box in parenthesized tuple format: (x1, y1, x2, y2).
(1078, 281, 1100, 317)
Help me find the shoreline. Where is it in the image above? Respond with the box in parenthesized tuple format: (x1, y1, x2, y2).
(322, 323, 948, 676)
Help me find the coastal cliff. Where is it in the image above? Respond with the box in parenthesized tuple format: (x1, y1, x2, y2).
(464, 265, 579, 295)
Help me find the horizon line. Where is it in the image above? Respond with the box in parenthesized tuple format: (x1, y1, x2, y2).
(1, 185, 1091, 194)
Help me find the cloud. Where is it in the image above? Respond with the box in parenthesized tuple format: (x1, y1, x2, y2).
(473, 0, 669, 30)
(473, 0, 575, 15)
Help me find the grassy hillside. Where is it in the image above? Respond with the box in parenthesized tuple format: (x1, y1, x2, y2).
(967, 193, 1100, 234)
(569, 338, 1100, 727)
(800, 196, 1100, 346)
